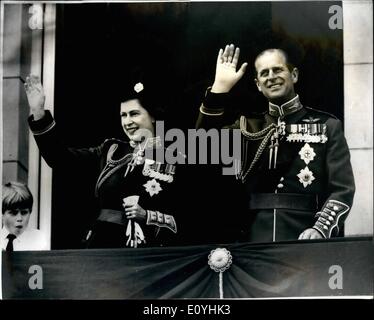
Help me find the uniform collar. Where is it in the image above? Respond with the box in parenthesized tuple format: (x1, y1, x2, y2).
(268, 95, 303, 118)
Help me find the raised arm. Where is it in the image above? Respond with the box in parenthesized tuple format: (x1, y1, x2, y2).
(23, 74, 106, 170)
(211, 44, 248, 93)
(196, 44, 247, 129)
(24, 75, 46, 120)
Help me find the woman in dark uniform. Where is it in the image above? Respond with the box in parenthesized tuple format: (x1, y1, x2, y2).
(24, 75, 182, 249)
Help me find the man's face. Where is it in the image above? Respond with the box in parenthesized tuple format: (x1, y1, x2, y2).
(3, 208, 31, 236)
(254, 50, 298, 104)
(120, 99, 155, 142)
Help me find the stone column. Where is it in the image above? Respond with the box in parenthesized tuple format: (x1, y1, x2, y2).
(343, 0, 373, 236)
(2, 4, 33, 184)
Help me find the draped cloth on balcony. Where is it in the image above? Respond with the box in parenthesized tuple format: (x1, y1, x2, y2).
(2, 237, 373, 299)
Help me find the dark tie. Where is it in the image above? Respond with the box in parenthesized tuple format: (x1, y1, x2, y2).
(6, 234, 17, 251)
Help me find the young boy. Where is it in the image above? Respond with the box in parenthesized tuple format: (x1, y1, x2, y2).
(1, 181, 48, 251)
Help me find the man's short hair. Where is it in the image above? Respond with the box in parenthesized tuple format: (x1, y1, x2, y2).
(2, 181, 33, 213)
(254, 48, 295, 78)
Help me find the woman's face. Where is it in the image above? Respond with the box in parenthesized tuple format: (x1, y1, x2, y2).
(120, 99, 155, 141)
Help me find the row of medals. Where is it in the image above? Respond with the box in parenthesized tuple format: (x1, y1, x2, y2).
(290, 123, 328, 187)
(270, 121, 328, 188)
(131, 140, 175, 184)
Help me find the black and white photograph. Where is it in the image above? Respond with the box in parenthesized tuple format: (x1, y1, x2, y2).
(1, 0, 373, 304)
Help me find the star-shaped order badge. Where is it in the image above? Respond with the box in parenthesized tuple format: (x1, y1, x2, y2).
(297, 166, 315, 188)
(143, 178, 162, 197)
(298, 143, 316, 164)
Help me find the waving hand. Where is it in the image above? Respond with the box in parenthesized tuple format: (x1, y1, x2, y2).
(211, 44, 248, 93)
(24, 75, 46, 120)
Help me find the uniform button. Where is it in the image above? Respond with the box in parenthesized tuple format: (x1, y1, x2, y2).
(277, 184, 284, 189)
(333, 205, 339, 211)
(280, 177, 284, 182)
(323, 226, 328, 230)
(329, 216, 334, 221)
(331, 212, 336, 217)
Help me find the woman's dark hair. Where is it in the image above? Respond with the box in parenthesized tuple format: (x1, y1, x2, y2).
(2, 181, 33, 213)
(118, 78, 166, 121)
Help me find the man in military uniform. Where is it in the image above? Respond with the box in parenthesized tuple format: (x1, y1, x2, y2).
(196, 44, 355, 242)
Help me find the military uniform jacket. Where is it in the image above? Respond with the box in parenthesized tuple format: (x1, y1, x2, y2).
(197, 90, 355, 242)
(28, 111, 182, 248)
